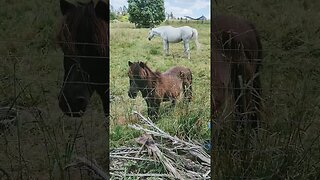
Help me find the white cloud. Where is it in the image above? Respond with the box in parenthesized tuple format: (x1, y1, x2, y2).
(165, 0, 210, 18)
(191, 0, 211, 18)
(193, 0, 210, 10)
(172, 0, 197, 3)
(165, 4, 193, 18)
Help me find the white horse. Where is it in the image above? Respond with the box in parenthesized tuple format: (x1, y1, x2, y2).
(147, 26, 200, 59)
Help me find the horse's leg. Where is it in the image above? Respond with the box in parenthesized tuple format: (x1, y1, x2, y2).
(163, 40, 169, 56)
(147, 100, 160, 120)
(183, 40, 190, 59)
(183, 83, 192, 102)
(171, 99, 176, 107)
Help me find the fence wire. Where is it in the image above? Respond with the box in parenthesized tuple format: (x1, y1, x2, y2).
(0, 45, 109, 179)
(1, 39, 320, 179)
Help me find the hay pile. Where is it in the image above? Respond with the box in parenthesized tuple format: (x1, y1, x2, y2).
(110, 111, 211, 179)
(1, 107, 210, 179)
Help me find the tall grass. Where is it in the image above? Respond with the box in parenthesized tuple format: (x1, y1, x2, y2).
(0, 0, 108, 179)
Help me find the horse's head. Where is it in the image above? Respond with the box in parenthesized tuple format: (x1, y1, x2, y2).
(59, 62, 93, 117)
(57, 0, 108, 117)
(127, 61, 149, 99)
(147, 28, 156, 41)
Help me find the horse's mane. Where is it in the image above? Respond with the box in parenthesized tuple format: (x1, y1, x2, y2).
(139, 62, 161, 79)
(57, 1, 108, 55)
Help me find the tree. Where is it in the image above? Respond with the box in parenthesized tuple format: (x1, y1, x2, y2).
(128, 0, 165, 28)
(110, 5, 117, 20)
(122, 6, 128, 15)
(110, 11, 117, 20)
(170, 12, 174, 19)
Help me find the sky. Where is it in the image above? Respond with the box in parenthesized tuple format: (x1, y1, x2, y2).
(110, 0, 211, 19)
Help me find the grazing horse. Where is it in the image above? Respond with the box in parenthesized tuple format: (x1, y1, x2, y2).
(147, 26, 200, 59)
(57, 0, 108, 117)
(212, 15, 263, 128)
(127, 61, 192, 120)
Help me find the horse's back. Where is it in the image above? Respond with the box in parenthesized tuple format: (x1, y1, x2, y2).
(178, 26, 194, 38)
(212, 15, 262, 60)
(156, 26, 177, 32)
(212, 15, 262, 127)
(179, 26, 193, 31)
(162, 66, 193, 101)
(213, 15, 253, 32)
(163, 66, 190, 76)
(163, 66, 192, 84)
(212, 15, 262, 87)
(157, 67, 184, 100)
(159, 26, 183, 42)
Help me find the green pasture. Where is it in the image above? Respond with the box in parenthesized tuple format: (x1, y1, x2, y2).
(0, 0, 319, 178)
(110, 20, 211, 148)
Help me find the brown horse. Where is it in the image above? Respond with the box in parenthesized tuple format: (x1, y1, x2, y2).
(212, 15, 262, 128)
(57, 0, 108, 117)
(127, 61, 192, 120)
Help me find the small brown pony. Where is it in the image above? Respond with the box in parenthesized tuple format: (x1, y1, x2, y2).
(127, 61, 192, 120)
(212, 15, 263, 128)
(57, 0, 108, 117)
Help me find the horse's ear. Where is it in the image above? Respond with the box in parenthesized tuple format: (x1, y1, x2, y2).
(95, 0, 108, 21)
(139, 62, 146, 68)
(128, 61, 133, 66)
(179, 71, 185, 79)
(60, 0, 76, 15)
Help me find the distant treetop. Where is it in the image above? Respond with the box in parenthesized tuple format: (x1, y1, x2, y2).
(128, 0, 165, 28)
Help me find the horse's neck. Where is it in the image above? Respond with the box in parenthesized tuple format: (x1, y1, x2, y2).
(139, 71, 160, 97)
(146, 69, 160, 84)
(155, 26, 173, 35)
(144, 69, 162, 89)
(153, 29, 162, 36)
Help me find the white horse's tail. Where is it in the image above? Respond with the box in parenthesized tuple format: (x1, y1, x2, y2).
(192, 28, 201, 51)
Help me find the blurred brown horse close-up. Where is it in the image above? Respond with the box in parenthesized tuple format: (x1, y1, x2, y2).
(127, 61, 193, 120)
(57, 0, 108, 117)
(212, 15, 263, 128)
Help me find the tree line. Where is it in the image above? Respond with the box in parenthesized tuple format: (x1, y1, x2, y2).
(110, 0, 165, 28)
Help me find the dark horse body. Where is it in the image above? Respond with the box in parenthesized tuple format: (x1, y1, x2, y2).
(212, 15, 262, 128)
(128, 61, 192, 119)
(57, 0, 108, 117)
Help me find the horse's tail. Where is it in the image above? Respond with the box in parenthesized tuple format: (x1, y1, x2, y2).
(181, 68, 193, 102)
(192, 28, 201, 51)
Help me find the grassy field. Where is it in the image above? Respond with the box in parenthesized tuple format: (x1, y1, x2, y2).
(1, 0, 320, 179)
(0, 0, 108, 179)
(0, 0, 210, 177)
(109, 20, 210, 150)
(213, 0, 320, 178)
